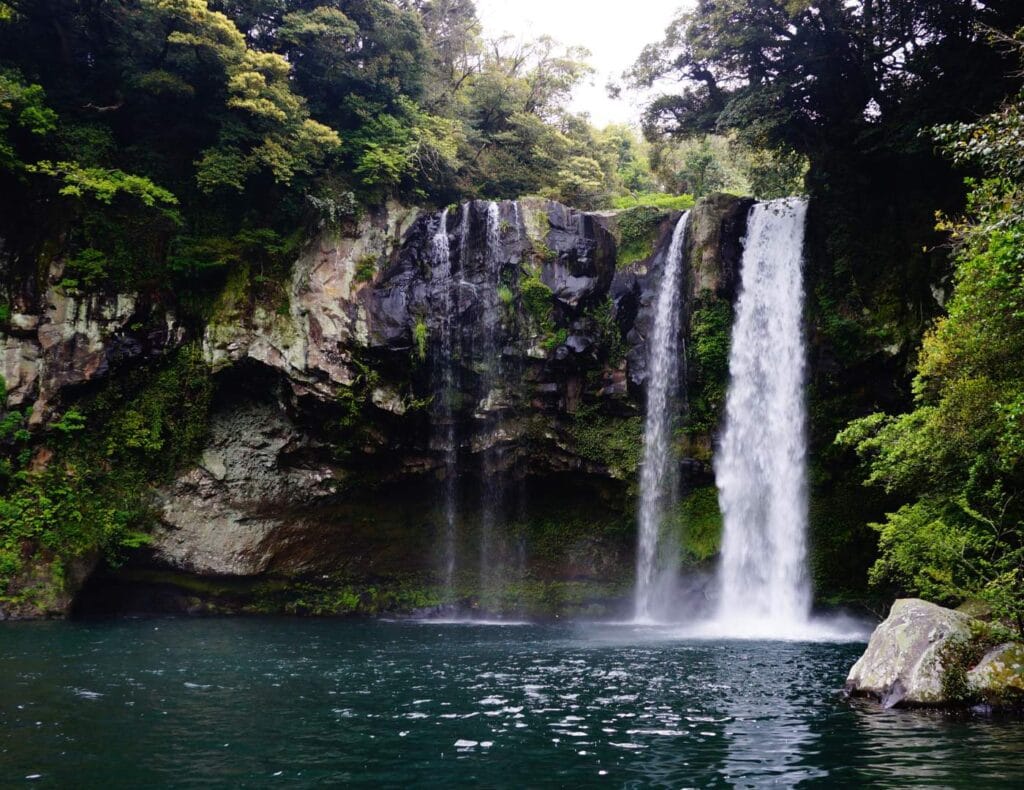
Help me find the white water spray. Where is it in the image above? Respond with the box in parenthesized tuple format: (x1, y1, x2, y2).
(634, 212, 689, 623)
(713, 197, 812, 635)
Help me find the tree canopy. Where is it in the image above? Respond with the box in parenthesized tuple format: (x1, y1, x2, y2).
(0, 0, 665, 296)
(630, 1, 1024, 162)
(839, 31, 1024, 631)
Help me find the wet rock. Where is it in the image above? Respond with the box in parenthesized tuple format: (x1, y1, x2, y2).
(540, 203, 617, 310)
(845, 598, 974, 707)
(686, 193, 754, 301)
(150, 400, 337, 576)
(0, 272, 184, 421)
(967, 643, 1024, 703)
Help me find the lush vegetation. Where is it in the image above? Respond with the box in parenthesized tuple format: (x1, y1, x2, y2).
(631, 1, 1024, 619)
(839, 37, 1024, 633)
(0, 347, 213, 610)
(3, 0, 1024, 623)
(0, 0, 708, 304)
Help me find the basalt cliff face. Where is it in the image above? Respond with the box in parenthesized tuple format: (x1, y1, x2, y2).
(0, 195, 749, 618)
(1, 195, 749, 618)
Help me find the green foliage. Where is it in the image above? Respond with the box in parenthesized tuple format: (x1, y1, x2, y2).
(675, 486, 722, 564)
(587, 298, 626, 363)
(346, 97, 461, 197)
(29, 161, 179, 215)
(147, 0, 341, 192)
(567, 404, 643, 480)
(629, 1, 1018, 163)
(687, 292, 731, 436)
(0, 68, 56, 171)
(270, 574, 443, 616)
(519, 269, 555, 333)
(62, 248, 109, 290)
(838, 55, 1024, 632)
(0, 347, 213, 596)
(413, 315, 428, 362)
(541, 327, 568, 352)
(354, 254, 378, 284)
(0, 0, 670, 310)
(616, 206, 669, 268)
(612, 193, 694, 211)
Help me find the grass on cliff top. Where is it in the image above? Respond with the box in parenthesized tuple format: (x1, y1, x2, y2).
(615, 202, 688, 269)
(612, 193, 695, 211)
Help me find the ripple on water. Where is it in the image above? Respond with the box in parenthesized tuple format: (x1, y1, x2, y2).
(2, 620, 1023, 788)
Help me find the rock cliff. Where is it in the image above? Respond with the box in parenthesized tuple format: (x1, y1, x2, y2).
(1, 195, 750, 619)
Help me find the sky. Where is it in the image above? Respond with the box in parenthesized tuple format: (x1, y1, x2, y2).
(473, 0, 692, 128)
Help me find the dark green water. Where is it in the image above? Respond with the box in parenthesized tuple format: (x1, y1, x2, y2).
(1, 619, 1021, 788)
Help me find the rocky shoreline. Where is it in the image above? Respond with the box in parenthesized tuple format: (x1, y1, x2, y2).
(846, 598, 1024, 711)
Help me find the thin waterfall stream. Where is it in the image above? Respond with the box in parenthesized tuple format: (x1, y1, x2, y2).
(634, 211, 690, 623)
(478, 200, 504, 609)
(429, 207, 458, 596)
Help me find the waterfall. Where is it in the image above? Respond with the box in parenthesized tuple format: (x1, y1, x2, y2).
(478, 201, 503, 609)
(429, 208, 459, 595)
(634, 211, 690, 623)
(713, 197, 811, 633)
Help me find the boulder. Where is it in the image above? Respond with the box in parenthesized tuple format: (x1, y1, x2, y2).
(967, 642, 1024, 703)
(847, 597, 1024, 709)
(845, 598, 973, 707)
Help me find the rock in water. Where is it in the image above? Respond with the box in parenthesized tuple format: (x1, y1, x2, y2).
(967, 643, 1024, 703)
(845, 598, 973, 707)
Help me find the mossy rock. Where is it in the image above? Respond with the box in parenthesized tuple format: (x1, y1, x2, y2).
(967, 643, 1024, 704)
(614, 206, 669, 268)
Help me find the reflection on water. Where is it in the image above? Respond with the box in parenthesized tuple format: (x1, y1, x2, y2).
(1, 619, 1022, 787)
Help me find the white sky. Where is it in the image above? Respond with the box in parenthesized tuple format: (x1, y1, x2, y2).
(473, 0, 692, 128)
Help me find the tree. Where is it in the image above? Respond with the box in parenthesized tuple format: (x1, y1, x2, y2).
(629, 1, 1024, 161)
(839, 31, 1024, 632)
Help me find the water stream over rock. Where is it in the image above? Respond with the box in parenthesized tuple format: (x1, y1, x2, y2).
(634, 212, 690, 623)
(712, 197, 812, 636)
(428, 207, 459, 596)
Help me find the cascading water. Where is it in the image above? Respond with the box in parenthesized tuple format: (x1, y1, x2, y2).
(429, 208, 459, 595)
(478, 200, 504, 608)
(712, 197, 812, 635)
(634, 211, 690, 623)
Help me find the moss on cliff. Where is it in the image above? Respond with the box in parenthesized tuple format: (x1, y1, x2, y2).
(687, 290, 732, 437)
(615, 206, 669, 268)
(675, 486, 723, 564)
(567, 404, 643, 480)
(0, 346, 213, 614)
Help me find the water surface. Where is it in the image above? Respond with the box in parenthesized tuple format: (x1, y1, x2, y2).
(2, 619, 1021, 787)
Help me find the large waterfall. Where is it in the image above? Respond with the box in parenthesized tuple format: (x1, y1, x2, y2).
(634, 212, 690, 623)
(712, 197, 812, 635)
